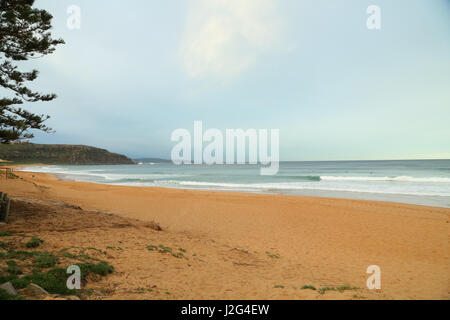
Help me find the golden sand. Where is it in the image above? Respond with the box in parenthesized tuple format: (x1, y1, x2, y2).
(0, 169, 448, 300)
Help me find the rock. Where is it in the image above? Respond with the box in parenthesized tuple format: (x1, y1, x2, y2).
(0, 222, 6, 225)
(65, 295, 81, 300)
(0, 282, 18, 296)
(19, 283, 49, 298)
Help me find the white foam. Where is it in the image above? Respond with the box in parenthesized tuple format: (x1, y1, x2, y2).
(320, 176, 450, 183)
(154, 180, 450, 197)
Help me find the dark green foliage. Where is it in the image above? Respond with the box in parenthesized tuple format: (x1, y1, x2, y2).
(0, 0, 64, 143)
(6, 259, 22, 274)
(6, 249, 41, 260)
(0, 274, 18, 284)
(0, 288, 24, 300)
(33, 253, 57, 268)
(26, 236, 43, 248)
(21, 268, 77, 296)
(336, 285, 359, 292)
(318, 285, 358, 294)
(0, 143, 135, 165)
(76, 261, 114, 279)
(10, 277, 29, 289)
(301, 285, 316, 291)
(62, 252, 77, 259)
(0, 231, 12, 237)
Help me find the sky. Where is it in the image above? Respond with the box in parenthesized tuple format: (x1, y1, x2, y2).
(14, 0, 450, 160)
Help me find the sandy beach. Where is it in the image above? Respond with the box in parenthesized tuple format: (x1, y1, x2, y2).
(0, 169, 449, 300)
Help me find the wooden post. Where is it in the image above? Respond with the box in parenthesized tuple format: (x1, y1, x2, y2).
(0, 192, 11, 222)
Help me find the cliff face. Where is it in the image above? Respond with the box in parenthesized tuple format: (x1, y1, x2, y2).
(0, 143, 135, 165)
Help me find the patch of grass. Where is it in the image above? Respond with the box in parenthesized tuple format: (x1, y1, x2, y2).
(171, 252, 187, 259)
(147, 244, 188, 259)
(318, 285, 358, 294)
(274, 285, 285, 289)
(336, 285, 359, 292)
(318, 286, 336, 294)
(5, 249, 35, 260)
(62, 252, 77, 259)
(6, 250, 55, 262)
(84, 289, 94, 296)
(265, 251, 280, 259)
(21, 268, 78, 296)
(0, 288, 24, 300)
(0, 231, 12, 237)
(7, 172, 19, 180)
(6, 260, 22, 275)
(78, 253, 102, 262)
(33, 253, 58, 268)
(0, 274, 18, 285)
(106, 246, 123, 251)
(26, 237, 43, 248)
(158, 244, 172, 254)
(10, 277, 30, 290)
(301, 285, 316, 291)
(146, 245, 158, 251)
(0, 241, 8, 249)
(136, 287, 154, 294)
(76, 261, 114, 280)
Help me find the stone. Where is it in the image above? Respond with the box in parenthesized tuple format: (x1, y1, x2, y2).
(0, 282, 18, 296)
(19, 283, 49, 298)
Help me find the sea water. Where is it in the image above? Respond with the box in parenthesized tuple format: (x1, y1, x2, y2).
(20, 160, 450, 208)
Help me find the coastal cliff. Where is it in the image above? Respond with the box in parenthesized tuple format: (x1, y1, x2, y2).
(0, 143, 135, 165)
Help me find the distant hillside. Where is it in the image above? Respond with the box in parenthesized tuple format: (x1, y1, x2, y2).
(0, 143, 135, 165)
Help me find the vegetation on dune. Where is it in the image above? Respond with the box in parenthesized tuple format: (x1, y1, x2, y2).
(25, 236, 43, 248)
(0, 288, 24, 300)
(0, 234, 116, 299)
(301, 285, 316, 291)
(146, 244, 189, 260)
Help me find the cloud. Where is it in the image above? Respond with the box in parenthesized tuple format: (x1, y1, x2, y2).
(180, 0, 282, 79)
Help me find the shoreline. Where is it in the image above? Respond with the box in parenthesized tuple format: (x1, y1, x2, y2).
(1, 169, 449, 299)
(13, 165, 450, 209)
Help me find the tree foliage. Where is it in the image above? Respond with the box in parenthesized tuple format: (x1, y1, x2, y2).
(0, 0, 64, 143)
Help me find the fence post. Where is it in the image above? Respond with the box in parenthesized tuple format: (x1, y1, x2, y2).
(0, 193, 11, 222)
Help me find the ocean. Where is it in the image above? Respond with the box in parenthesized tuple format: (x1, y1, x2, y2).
(20, 160, 450, 208)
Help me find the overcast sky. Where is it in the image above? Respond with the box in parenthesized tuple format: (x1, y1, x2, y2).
(23, 0, 450, 160)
